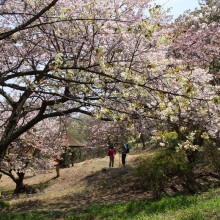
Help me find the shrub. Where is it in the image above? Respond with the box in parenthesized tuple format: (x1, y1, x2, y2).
(197, 139, 220, 172)
(136, 150, 189, 197)
(163, 131, 179, 150)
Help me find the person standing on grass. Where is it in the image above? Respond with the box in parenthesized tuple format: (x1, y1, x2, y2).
(54, 155, 61, 177)
(71, 151, 76, 167)
(107, 146, 116, 168)
(122, 143, 129, 166)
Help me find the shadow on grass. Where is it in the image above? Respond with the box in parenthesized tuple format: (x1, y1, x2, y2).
(2, 167, 219, 220)
(5, 166, 145, 214)
(0, 210, 63, 220)
(1, 164, 212, 220)
(82, 165, 139, 191)
(1, 176, 57, 201)
(32, 177, 56, 191)
(0, 193, 198, 220)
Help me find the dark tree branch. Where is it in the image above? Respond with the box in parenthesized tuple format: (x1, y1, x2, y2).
(0, 0, 59, 40)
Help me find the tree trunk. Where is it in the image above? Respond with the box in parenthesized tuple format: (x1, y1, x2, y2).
(14, 172, 25, 193)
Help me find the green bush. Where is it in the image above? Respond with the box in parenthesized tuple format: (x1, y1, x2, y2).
(136, 150, 189, 197)
(163, 131, 179, 150)
(198, 139, 220, 172)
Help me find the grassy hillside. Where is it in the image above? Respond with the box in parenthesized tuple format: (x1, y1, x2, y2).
(0, 151, 219, 219)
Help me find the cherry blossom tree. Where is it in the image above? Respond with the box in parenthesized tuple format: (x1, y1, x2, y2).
(0, 117, 66, 193)
(135, 58, 220, 192)
(169, 1, 220, 76)
(84, 117, 154, 152)
(163, 0, 220, 157)
(68, 1, 220, 158)
(0, 0, 172, 159)
(140, 2, 220, 188)
(1, 0, 218, 194)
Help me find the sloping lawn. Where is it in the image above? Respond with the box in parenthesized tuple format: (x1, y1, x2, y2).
(1, 187, 219, 220)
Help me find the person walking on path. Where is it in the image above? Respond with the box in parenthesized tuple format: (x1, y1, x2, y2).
(122, 143, 129, 166)
(107, 146, 116, 168)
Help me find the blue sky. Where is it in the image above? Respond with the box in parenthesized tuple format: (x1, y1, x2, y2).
(154, 0, 200, 18)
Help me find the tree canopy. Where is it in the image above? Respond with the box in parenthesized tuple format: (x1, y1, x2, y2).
(0, 0, 171, 158)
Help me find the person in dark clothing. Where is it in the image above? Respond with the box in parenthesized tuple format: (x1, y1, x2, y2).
(71, 152, 76, 167)
(122, 143, 129, 166)
(107, 146, 116, 167)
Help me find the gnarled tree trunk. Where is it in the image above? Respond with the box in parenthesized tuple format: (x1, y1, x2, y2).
(0, 169, 26, 193)
(14, 172, 25, 193)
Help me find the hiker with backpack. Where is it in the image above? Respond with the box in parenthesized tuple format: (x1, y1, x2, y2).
(107, 146, 116, 168)
(122, 143, 129, 166)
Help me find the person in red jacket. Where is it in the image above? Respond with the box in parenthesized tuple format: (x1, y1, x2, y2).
(107, 146, 116, 168)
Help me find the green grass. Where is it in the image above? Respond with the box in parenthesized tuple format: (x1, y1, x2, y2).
(0, 188, 219, 220)
(0, 200, 10, 209)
